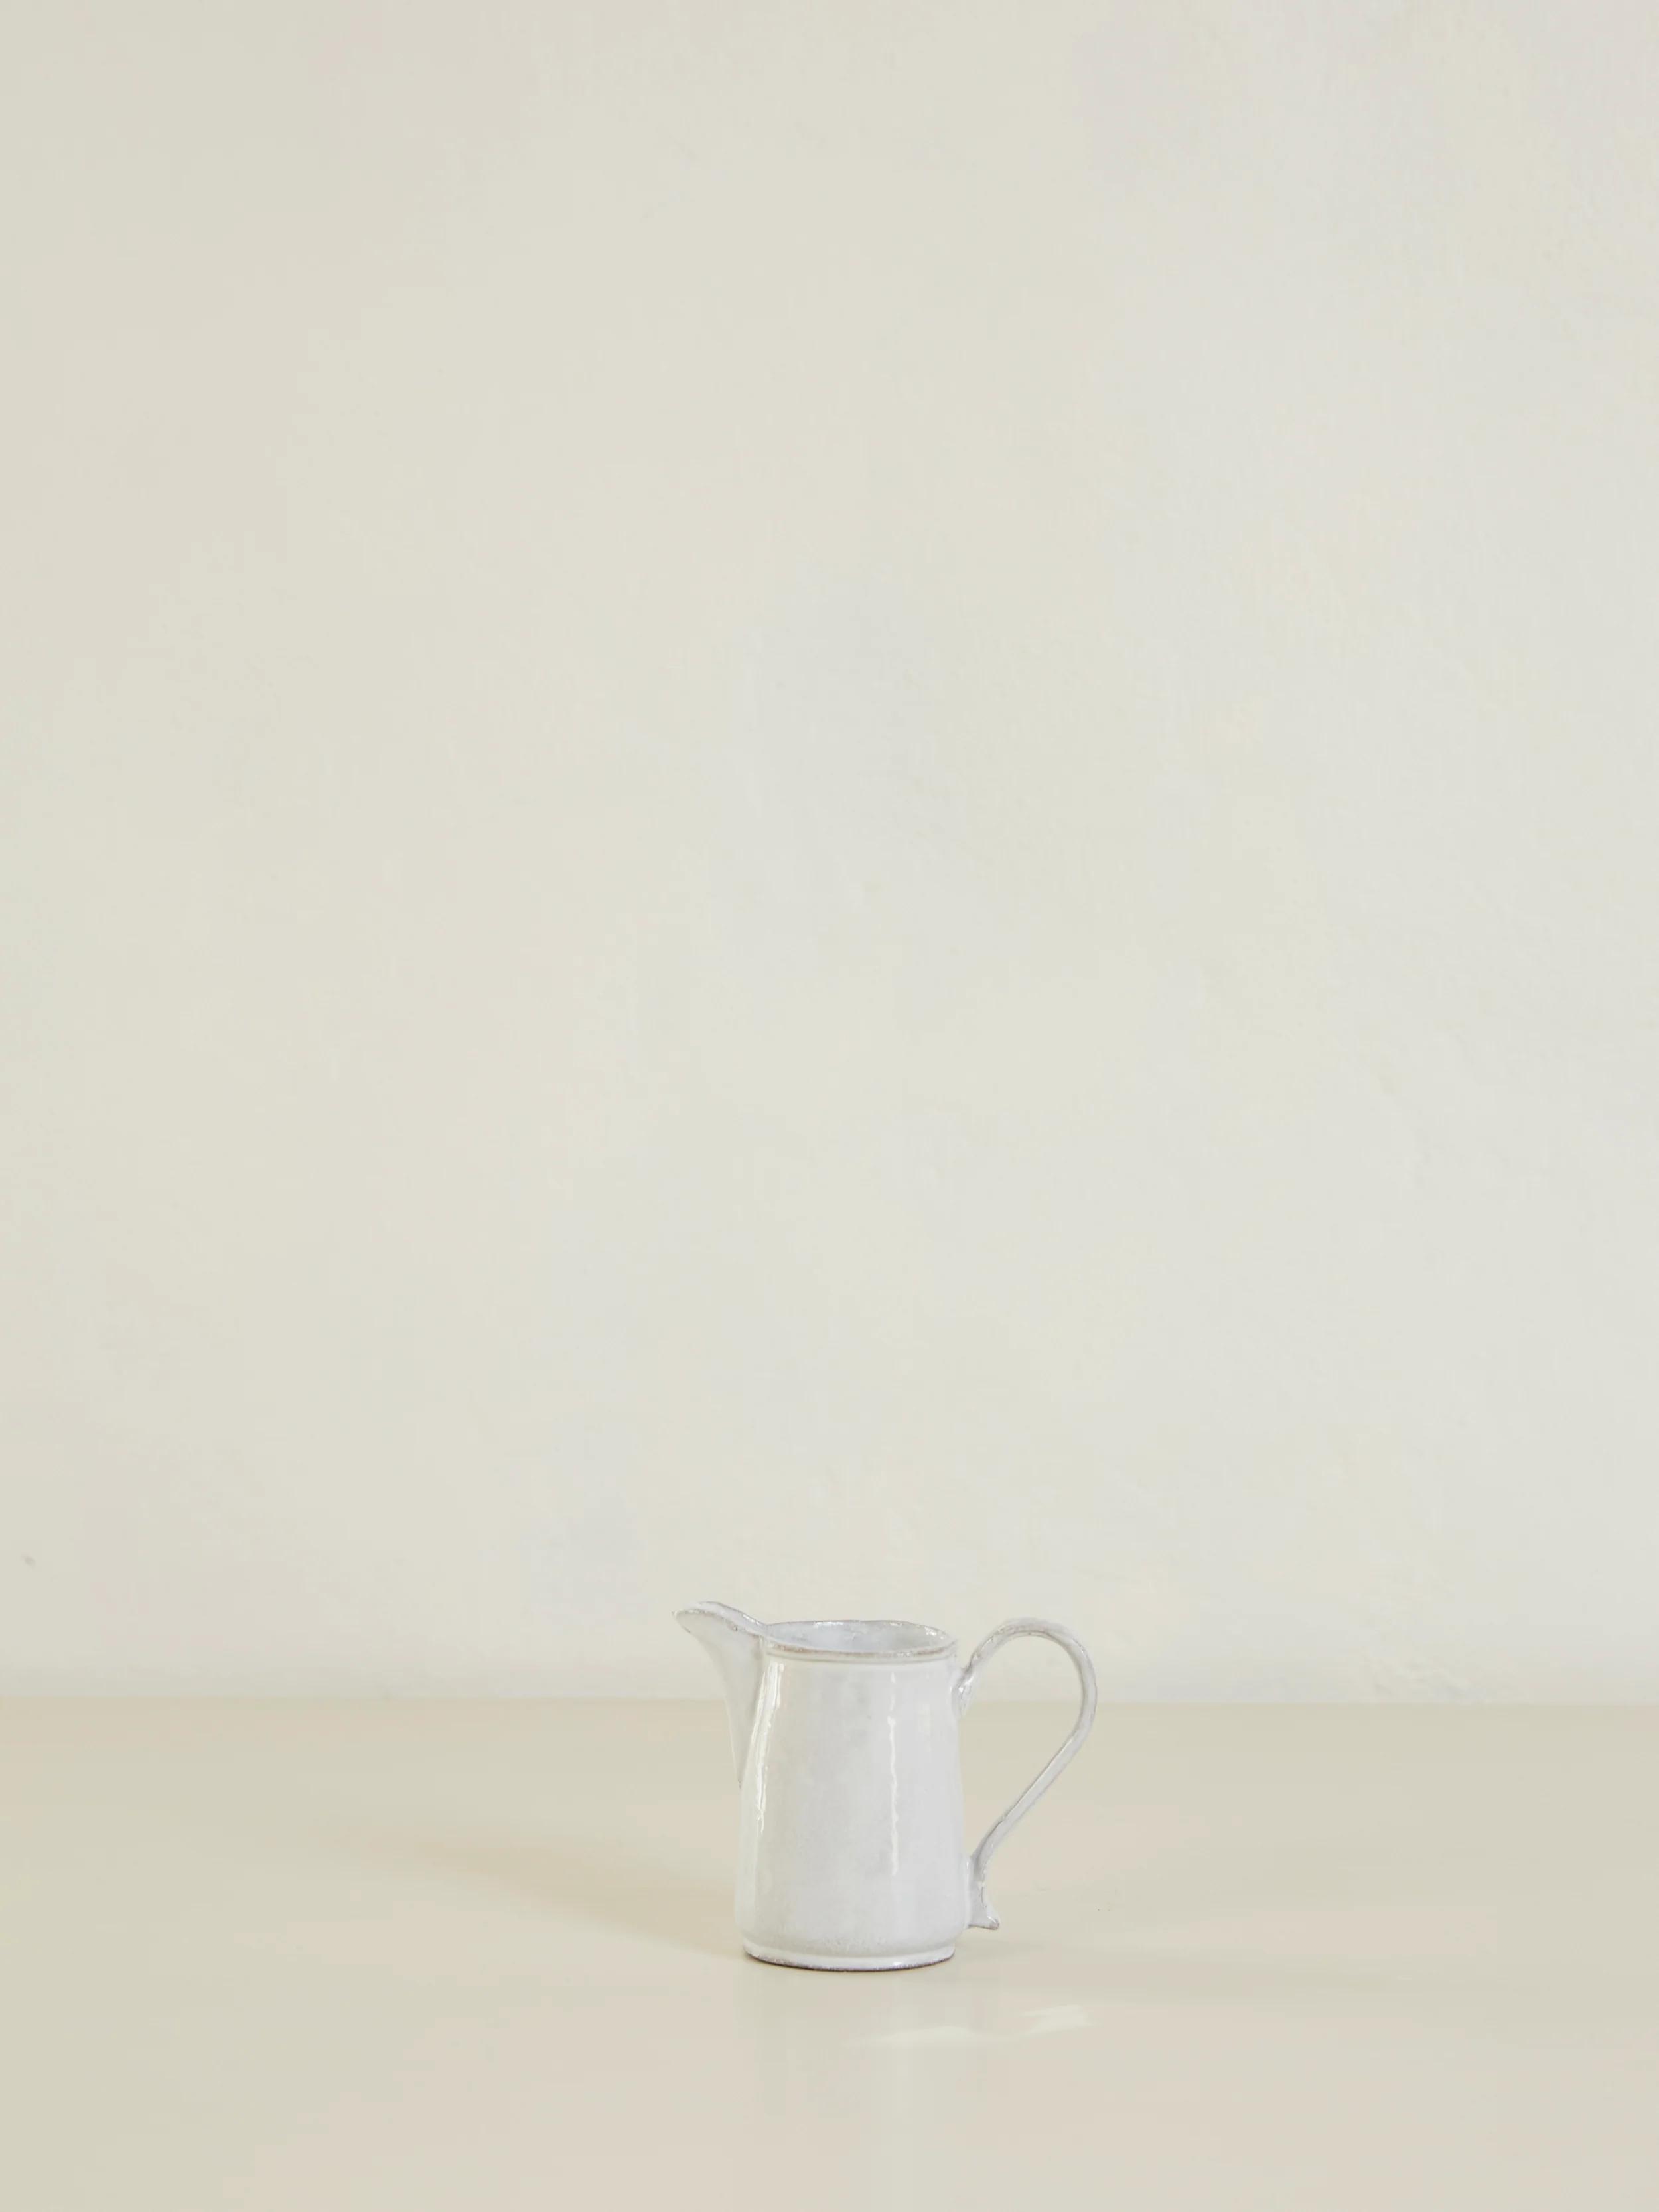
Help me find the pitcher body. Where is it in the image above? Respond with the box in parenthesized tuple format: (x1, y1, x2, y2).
(738, 1625, 966, 1969)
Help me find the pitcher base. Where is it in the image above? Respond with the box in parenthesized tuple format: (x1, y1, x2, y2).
(743, 1942, 956, 1972)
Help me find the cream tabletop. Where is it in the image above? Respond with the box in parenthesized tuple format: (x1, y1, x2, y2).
(3, 1700, 1656, 2209)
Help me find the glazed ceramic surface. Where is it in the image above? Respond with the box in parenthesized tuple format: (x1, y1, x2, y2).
(677, 1603, 1096, 1969)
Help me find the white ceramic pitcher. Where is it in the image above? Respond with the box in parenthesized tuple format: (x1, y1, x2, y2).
(677, 1601, 1096, 1970)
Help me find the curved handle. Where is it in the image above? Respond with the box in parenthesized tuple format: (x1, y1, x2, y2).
(956, 1619, 1096, 1930)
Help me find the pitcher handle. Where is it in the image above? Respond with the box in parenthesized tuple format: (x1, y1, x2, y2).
(955, 1618, 1097, 1930)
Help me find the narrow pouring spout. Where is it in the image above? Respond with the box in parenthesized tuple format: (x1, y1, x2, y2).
(676, 1601, 766, 1781)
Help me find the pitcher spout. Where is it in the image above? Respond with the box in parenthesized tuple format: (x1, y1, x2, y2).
(676, 1602, 766, 1781)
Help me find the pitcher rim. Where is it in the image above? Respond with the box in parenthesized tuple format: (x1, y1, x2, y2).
(762, 1617, 956, 1661)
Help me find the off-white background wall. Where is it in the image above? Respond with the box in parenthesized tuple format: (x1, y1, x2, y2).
(4, 1, 1656, 1698)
